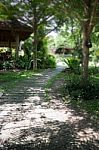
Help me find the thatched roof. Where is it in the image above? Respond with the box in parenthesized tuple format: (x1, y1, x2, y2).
(0, 20, 33, 47)
(0, 20, 32, 31)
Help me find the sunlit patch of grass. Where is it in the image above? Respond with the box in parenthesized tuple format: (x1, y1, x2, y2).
(45, 72, 64, 101)
(0, 70, 33, 82)
(0, 70, 42, 92)
(45, 72, 64, 88)
(68, 99, 99, 119)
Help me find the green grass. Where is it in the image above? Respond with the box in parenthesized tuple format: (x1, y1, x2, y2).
(45, 72, 64, 89)
(44, 72, 64, 101)
(73, 99, 99, 119)
(0, 70, 42, 92)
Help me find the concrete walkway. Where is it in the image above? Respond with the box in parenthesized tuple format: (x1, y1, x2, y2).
(0, 67, 64, 105)
(0, 65, 66, 149)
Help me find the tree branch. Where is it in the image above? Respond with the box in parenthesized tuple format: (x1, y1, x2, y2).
(88, 0, 99, 34)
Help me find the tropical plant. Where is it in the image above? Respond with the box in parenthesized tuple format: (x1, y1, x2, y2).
(64, 57, 80, 74)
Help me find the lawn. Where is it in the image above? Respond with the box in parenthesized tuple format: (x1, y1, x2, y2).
(0, 70, 41, 92)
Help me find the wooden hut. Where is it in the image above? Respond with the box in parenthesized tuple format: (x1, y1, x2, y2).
(0, 19, 33, 57)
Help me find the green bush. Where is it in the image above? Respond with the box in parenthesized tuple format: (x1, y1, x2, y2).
(45, 55, 56, 68)
(37, 51, 45, 69)
(65, 75, 99, 100)
(37, 53, 56, 69)
(15, 55, 32, 70)
(3, 61, 14, 69)
(64, 57, 80, 74)
(0, 62, 3, 69)
(89, 66, 99, 75)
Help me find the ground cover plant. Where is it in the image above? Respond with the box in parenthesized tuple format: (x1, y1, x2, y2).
(64, 73, 99, 100)
(0, 70, 41, 92)
(45, 67, 99, 119)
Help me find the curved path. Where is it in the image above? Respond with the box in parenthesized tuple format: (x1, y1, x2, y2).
(0, 64, 99, 150)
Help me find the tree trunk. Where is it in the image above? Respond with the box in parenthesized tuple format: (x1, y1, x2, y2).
(82, 37, 89, 82)
(33, 5, 38, 70)
(82, 17, 90, 83)
(15, 33, 19, 60)
(33, 37, 37, 70)
(82, 0, 98, 83)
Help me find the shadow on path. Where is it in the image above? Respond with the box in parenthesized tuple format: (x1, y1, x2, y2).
(0, 66, 99, 150)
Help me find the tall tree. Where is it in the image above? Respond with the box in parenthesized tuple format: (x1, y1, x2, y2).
(0, 0, 57, 69)
(82, 0, 98, 82)
(10, 0, 59, 70)
(56, 0, 99, 82)
(0, 0, 20, 20)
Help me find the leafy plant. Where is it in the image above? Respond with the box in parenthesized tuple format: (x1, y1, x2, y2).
(64, 57, 80, 74)
(15, 55, 32, 70)
(65, 74, 99, 100)
(3, 61, 14, 69)
(45, 54, 56, 68)
(89, 66, 99, 75)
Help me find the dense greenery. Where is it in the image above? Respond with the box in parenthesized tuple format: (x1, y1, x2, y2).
(64, 57, 80, 74)
(64, 73, 99, 101)
(0, 36, 56, 70)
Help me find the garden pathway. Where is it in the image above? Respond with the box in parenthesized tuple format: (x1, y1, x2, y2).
(0, 63, 99, 150)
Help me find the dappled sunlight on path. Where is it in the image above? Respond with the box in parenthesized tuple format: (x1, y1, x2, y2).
(0, 67, 99, 149)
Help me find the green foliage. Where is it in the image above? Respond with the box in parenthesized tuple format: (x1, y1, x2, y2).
(37, 52, 56, 69)
(23, 37, 33, 56)
(89, 66, 99, 75)
(45, 72, 99, 118)
(37, 38, 56, 69)
(0, 60, 14, 70)
(0, 63, 3, 69)
(0, 0, 21, 20)
(37, 51, 46, 69)
(64, 57, 80, 74)
(2, 61, 14, 69)
(15, 55, 32, 70)
(22, 36, 56, 69)
(45, 54, 56, 68)
(64, 74, 99, 101)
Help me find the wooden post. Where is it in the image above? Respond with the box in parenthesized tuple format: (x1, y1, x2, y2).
(15, 33, 19, 59)
(8, 41, 11, 49)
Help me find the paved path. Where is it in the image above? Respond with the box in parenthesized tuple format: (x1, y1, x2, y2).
(0, 65, 99, 150)
(0, 66, 65, 149)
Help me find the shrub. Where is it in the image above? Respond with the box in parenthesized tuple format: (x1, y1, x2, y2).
(45, 55, 56, 68)
(64, 57, 80, 74)
(0, 62, 3, 69)
(15, 55, 32, 70)
(37, 51, 45, 69)
(37, 52, 56, 69)
(89, 66, 99, 75)
(65, 75, 99, 100)
(3, 61, 14, 69)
